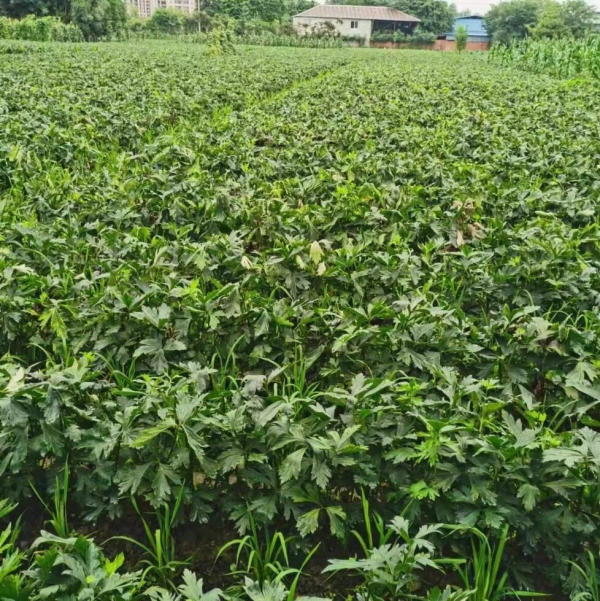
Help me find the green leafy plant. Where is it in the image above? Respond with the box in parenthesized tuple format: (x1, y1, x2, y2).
(26, 532, 142, 600)
(146, 569, 224, 601)
(455, 25, 468, 52)
(3, 37, 600, 600)
(207, 26, 237, 55)
(241, 576, 329, 601)
(216, 511, 319, 600)
(0, 499, 28, 601)
(426, 587, 473, 601)
(324, 516, 446, 601)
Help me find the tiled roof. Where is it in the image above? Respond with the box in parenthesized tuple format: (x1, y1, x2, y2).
(295, 4, 420, 23)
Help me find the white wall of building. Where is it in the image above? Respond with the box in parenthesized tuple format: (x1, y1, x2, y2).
(130, 0, 194, 18)
(293, 16, 373, 41)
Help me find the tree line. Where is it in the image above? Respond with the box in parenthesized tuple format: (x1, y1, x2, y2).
(0, 0, 316, 39)
(485, 0, 597, 44)
(1, 0, 597, 43)
(0, 0, 459, 41)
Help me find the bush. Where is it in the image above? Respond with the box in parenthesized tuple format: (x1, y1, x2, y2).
(149, 8, 185, 35)
(241, 32, 345, 48)
(370, 30, 436, 45)
(455, 24, 468, 51)
(0, 15, 83, 42)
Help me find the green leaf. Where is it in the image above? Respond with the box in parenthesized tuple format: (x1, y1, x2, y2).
(517, 483, 540, 511)
(297, 509, 321, 537)
(131, 420, 176, 448)
(279, 448, 306, 483)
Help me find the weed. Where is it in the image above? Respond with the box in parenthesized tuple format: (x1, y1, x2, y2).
(113, 487, 191, 587)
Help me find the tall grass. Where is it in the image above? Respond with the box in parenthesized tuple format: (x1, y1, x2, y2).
(489, 35, 600, 79)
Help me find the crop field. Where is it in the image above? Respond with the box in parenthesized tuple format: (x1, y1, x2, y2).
(1, 41, 600, 600)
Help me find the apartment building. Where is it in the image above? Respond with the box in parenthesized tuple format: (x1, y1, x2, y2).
(130, 0, 195, 18)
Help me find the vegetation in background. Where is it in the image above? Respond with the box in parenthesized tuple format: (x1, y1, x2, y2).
(0, 0, 316, 41)
(370, 30, 437, 44)
(489, 34, 600, 78)
(484, 0, 596, 44)
(70, 0, 125, 40)
(454, 23, 468, 50)
(0, 14, 81, 39)
(149, 8, 186, 35)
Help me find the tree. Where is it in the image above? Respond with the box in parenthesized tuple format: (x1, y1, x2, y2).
(455, 23, 467, 50)
(71, 0, 125, 39)
(286, 0, 315, 15)
(396, 0, 455, 34)
(484, 0, 541, 44)
(330, 0, 455, 35)
(0, 0, 123, 37)
(528, 1, 570, 38)
(199, 0, 292, 21)
(561, 0, 595, 37)
(485, 0, 596, 43)
(149, 8, 184, 34)
(0, 0, 69, 19)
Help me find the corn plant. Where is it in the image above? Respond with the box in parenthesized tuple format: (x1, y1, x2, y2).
(490, 35, 600, 78)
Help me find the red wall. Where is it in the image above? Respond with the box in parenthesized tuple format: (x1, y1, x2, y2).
(370, 40, 490, 51)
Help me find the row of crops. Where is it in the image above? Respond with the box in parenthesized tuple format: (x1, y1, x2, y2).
(2, 41, 600, 600)
(489, 35, 600, 79)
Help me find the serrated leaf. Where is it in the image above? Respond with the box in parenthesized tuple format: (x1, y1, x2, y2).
(279, 448, 306, 483)
(543, 448, 583, 467)
(131, 420, 175, 448)
(296, 508, 321, 536)
(517, 483, 540, 511)
(218, 447, 245, 472)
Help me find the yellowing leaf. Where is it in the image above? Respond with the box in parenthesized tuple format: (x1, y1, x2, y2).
(309, 241, 323, 265)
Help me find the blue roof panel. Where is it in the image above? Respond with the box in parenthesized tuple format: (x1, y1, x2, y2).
(446, 16, 490, 40)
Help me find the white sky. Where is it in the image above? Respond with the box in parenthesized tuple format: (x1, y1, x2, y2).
(454, 0, 598, 13)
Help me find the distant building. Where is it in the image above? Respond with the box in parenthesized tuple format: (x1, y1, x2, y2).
(130, 0, 195, 18)
(445, 15, 490, 43)
(293, 4, 420, 44)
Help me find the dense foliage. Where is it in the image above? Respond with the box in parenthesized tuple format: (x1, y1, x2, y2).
(489, 34, 600, 78)
(369, 30, 437, 44)
(454, 24, 467, 51)
(0, 0, 125, 39)
(484, 0, 596, 44)
(197, 0, 315, 23)
(0, 14, 81, 39)
(2, 42, 600, 598)
(0, 0, 315, 39)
